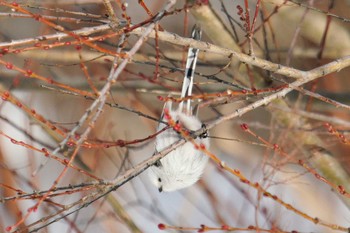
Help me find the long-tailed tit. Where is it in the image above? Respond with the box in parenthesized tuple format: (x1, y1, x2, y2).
(149, 26, 210, 192)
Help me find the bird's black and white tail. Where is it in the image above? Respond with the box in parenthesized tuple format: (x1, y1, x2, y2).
(178, 25, 202, 115)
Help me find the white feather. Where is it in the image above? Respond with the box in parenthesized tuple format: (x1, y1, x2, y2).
(149, 106, 209, 192)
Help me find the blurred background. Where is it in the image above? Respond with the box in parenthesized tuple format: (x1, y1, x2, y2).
(0, 0, 350, 232)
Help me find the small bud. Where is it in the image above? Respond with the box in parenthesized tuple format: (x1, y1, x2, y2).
(158, 223, 166, 230)
(240, 123, 249, 131)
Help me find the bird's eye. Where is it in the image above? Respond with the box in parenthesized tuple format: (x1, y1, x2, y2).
(155, 160, 162, 167)
(158, 177, 162, 182)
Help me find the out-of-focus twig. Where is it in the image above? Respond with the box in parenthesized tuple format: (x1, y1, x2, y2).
(308, 146, 350, 209)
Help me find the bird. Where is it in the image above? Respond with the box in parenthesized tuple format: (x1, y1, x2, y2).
(149, 25, 210, 192)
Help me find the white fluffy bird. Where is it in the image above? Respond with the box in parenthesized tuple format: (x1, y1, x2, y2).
(149, 26, 210, 192)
